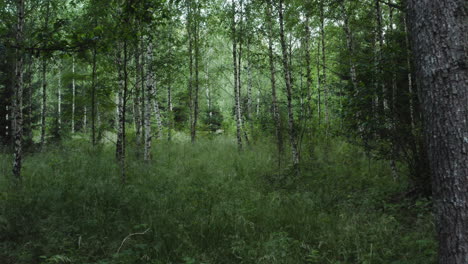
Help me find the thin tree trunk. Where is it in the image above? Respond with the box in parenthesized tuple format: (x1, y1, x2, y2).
(144, 42, 154, 161)
(266, 0, 283, 161)
(375, 0, 387, 113)
(27, 55, 33, 141)
(83, 106, 87, 131)
(256, 89, 260, 116)
(71, 56, 76, 134)
(40, 57, 47, 147)
(191, 1, 200, 143)
(342, 6, 362, 132)
(12, 0, 24, 181)
(278, 0, 299, 167)
(116, 41, 128, 183)
(40, 0, 50, 148)
(232, 0, 242, 151)
(152, 83, 163, 139)
(407, 1, 468, 263)
(319, 2, 328, 131)
(57, 62, 61, 132)
(403, 16, 415, 130)
(134, 44, 142, 145)
(304, 16, 313, 121)
(167, 80, 172, 141)
(316, 39, 321, 125)
(121, 41, 128, 183)
(91, 47, 97, 145)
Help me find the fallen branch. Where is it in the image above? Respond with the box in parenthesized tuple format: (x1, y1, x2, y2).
(116, 228, 150, 254)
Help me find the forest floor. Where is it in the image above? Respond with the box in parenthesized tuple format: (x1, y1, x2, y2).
(0, 135, 435, 264)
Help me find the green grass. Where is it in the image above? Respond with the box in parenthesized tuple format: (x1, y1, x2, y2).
(0, 136, 436, 264)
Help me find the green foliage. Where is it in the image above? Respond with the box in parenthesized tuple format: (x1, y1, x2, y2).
(0, 138, 435, 264)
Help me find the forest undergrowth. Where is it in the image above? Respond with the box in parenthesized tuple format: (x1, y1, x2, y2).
(0, 135, 435, 264)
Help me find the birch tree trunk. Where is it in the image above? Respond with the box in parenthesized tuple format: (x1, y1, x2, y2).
(152, 82, 163, 140)
(342, 5, 361, 131)
(316, 38, 322, 125)
(40, 57, 47, 148)
(191, 1, 200, 143)
(375, 0, 387, 113)
(266, 0, 283, 160)
(40, 0, 50, 148)
(144, 42, 154, 161)
(403, 17, 415, 130)
(116, 51, 124, 161)
(278, 0, 299, 167)
(304, 16, 312, 121)
(133, 45, 142, 145)
(57, 62, 61, 132)
(12, 0, 24, 181)
(232, 0, 242, 151)
(319, 2, 328, 131)
(71, 56, 76, 134)
(167, 80, 172, 141)
(407, 1, 468, 263)
(91, 47, 97, 145)
(83, 106, 87, 131)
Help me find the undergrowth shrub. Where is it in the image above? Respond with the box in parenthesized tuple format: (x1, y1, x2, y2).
(0, 137, 436, 264)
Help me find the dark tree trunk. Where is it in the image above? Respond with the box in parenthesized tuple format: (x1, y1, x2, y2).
(40, 57, 47, 148)
(91, 47, 97, 145)
(266, 1, 283, 163)
(408, 1, 468, 263)
(192, 2, 200, 143)
(278, 0, 299, 167)
(12, 0, 24, 181)
(319, 2, 328, 131)
(40, 0, 50, 149)
(116, 41, 128, 183)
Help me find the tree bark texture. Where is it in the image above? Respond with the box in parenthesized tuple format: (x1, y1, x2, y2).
(408, 1, 468, 263)
(278, 0, 299, 167)
(12, 0, 24, 181)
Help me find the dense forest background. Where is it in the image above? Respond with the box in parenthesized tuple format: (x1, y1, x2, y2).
(0, 0, 466, 263)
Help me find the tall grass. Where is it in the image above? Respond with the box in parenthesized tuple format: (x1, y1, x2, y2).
(0, 136, 435, 264)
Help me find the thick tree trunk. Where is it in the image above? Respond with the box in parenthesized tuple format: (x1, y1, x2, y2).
(266, 1, 283, 160)
(12, 0, 24, 181)
(407, 1, 468, 263)
(278, 0, 299, 167)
